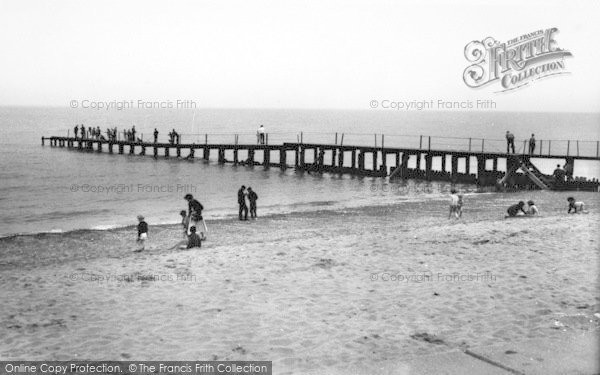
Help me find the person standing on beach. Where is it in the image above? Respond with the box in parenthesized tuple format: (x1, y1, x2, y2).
(505, 131, 515, 153)
(180, 210, 189, 239)
(154, 128, 159, 143)
(135, 215, 148, 252)
(449, 189, 460, 219)
(184, 194, 206, 238)
(238, 185, 248, 220)
(528, 134, 536, 154)
(247, 187, 258, 219)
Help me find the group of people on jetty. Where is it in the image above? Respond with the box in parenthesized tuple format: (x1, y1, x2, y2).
(73, 124, 139, 142)
(134, 186, 259, 252)
(71, 124, 268, 145)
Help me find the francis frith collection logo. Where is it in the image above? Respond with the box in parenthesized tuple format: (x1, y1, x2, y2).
(463, 28, 572, 92)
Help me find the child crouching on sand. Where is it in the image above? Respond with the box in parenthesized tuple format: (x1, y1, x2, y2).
(187, 226, 202, 249)
(135, 215, 148, 252)
(567, 197, 587, 214)
(527, 200, 539, 215)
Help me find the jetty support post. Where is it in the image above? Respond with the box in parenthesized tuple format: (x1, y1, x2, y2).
(441, 154, 447, 173)
(476, 156, 485, 186)
(425, 153, 432, 180)
(280, 149, 287, 170)
(263, 148, 270, 169)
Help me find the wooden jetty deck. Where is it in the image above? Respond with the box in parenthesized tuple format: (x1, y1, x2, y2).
(42, 135, 600, 191)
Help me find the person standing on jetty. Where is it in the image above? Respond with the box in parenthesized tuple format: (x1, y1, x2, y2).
(135, 215, 148, 252)
(238, 185, 248, 220)
(80, 124, 86, 139)
(257, 125, 265, 145)
(73, 125, 78, 139)
(247, 187, 258, 219)
(528, 134, 536, 154)
(131, 126, 137, 142)
(505, 131, 515, 153)
(154, 128, 159, 143)
(184, 194, 206, 239)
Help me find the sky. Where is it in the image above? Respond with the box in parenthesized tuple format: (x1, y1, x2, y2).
(0, 0, 599, 112)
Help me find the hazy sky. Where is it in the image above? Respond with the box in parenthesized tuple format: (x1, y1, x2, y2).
(1, 0, 599, 111)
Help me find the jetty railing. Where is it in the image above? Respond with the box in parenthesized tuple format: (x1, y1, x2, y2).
(62, 128, 600, 158)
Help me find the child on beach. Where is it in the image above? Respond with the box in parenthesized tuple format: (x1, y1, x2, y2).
(526, 200, 539, 215)
(187, 226, 202, 249)
(567, 197, 587, 214)
(506, 201, 527, 217)
(449, 189, 460, 219)
(135, 215, 148, 252)
(180, 210, 189, 239)
(457, 193, 464, 218)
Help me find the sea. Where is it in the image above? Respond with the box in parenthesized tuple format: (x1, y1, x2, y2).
(0, 107, 599, 238)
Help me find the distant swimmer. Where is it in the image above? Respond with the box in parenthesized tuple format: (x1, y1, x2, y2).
(247, 187, 258, 219)
(506, 201, 527, 217)
(449, 189, 460, 219)
(135, 215, 148, 252)
(527, 200, 539, 215)
(567, 197, 588, 214)
(187, 226, 203, 249)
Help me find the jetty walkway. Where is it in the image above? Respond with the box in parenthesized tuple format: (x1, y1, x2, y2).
(42, 132, 600, 191)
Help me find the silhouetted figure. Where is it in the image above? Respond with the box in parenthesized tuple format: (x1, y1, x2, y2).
(247, 187, 258, 218)
(80, 124, 86, 139)
(73, 126, 78, 139)
(528, 134, 536, 154)
(553, 164, 565, 184)
(131, 126, 136, 142)
(154, 128, 159, 143)
(505, 131, 515, 153)
(238, 185, 248, 220)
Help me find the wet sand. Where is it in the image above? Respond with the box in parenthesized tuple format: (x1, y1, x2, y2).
(0, 196, 599, 374)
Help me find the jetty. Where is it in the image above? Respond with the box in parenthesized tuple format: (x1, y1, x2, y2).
(42, 132, 600, 191)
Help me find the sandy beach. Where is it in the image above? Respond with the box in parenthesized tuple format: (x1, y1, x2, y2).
(0, 193, 598, 374)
